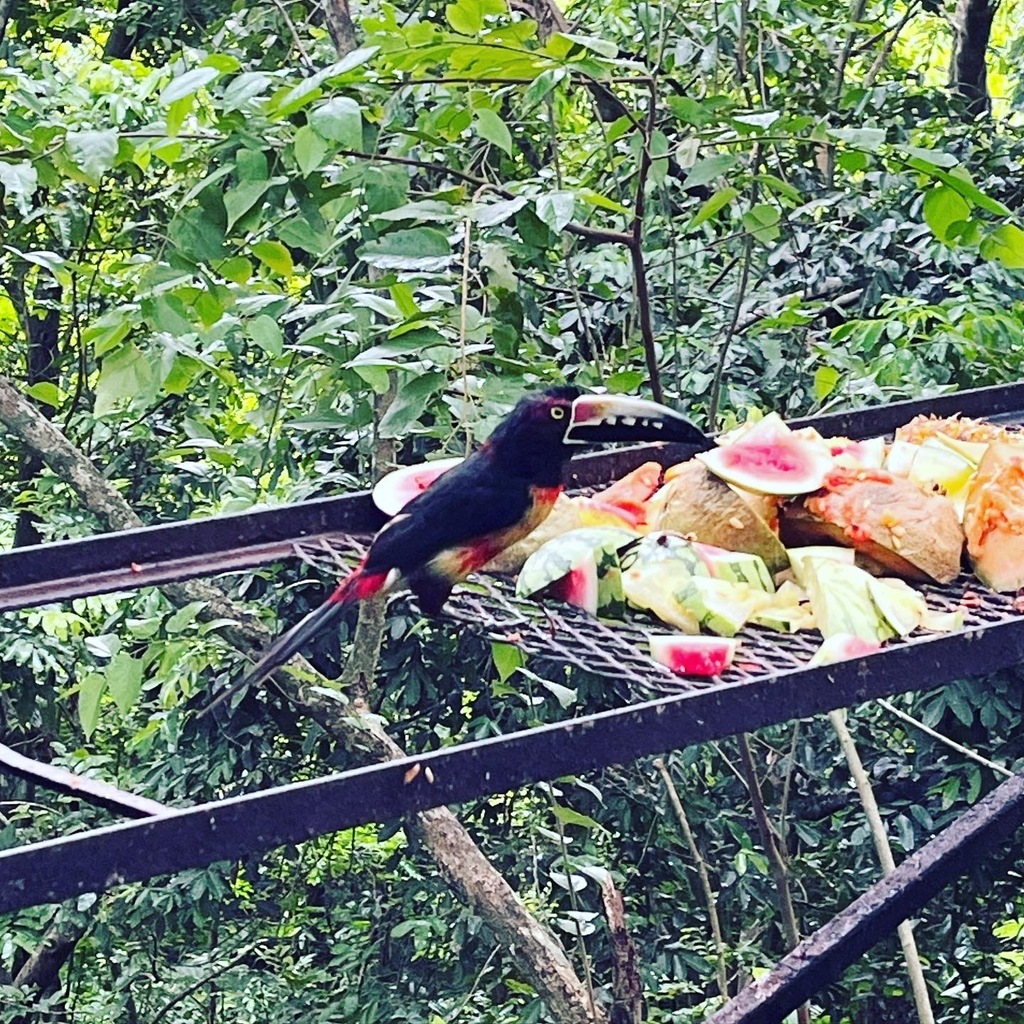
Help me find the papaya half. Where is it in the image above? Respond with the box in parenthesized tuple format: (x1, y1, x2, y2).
(779, 468, 963, 584)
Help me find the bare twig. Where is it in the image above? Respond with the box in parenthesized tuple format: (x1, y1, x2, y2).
(829, 709, 936, 1024)
(736, 734, 810, 1024)
(149, 944, 263, 1024)
(627, 83, 664, 403)
(268, 0, 314, 68)
(876, 699, 1013, 779)
(655, 758, 729, 999)
(707, 235, 753, 428)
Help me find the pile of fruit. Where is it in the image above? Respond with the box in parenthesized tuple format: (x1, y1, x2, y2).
(374, 412, 1024, 678)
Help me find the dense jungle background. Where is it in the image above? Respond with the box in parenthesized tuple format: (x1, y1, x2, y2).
(2, 0, 1024, 1020)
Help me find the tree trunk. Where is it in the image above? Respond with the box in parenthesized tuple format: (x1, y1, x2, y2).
(323, 0, 358, 59)
(949, 0, 998, 118)
(7, 275, 62, 548)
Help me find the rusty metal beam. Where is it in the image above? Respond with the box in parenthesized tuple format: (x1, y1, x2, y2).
(2, 380, 1024, 616)
(704, 772, 1024, 1024)
(2, 621, 1024, 915)
(0, 743, 169, 819)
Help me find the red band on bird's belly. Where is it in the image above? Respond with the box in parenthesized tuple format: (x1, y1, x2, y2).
(530, 485, 562, 508)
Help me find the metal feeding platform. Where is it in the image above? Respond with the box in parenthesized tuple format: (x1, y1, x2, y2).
(3, 381, 1024, 1024)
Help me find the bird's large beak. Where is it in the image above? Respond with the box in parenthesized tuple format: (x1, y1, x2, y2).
(565, 395, 712, 449)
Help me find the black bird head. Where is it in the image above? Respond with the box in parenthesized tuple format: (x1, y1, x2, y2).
(485, 386, 710, 484)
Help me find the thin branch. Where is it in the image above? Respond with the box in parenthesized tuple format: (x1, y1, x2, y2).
(654, 758, 729, 999)
(736, 734, 810, 1024)
(149, 944, 262, 1024)
(876, 699, 1014, 779)
(707, 235, 753, 428)
(627, 83, 664, 403)
(268, 0, 315, 69)
(829, 709, 936, 1024)
(862, 5, 920, 92)
(832, 0, 870, 103)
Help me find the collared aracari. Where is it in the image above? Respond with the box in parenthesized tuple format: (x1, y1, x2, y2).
(211, 387, 710, 708)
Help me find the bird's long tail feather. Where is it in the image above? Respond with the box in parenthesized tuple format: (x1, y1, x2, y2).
(201, 565, 391, 715)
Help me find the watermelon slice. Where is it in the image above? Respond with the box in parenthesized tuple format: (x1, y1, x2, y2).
(698, 417, 833, 496)
(649, 635, 738, 676)
(807, 634, 882, 668)
(516, 527, 639, 614)
(372, 457, 464, 516)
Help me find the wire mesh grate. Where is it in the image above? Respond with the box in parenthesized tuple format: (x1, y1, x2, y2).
(292, 536, 1017, 700)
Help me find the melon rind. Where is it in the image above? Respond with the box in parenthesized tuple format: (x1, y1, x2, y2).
(622, 562, 701, 633)
(800, 558, 895, 643)
(549, 553, 600, 615)
(787, 546, 856, 588)
(868, 577, 926, 637)
(693, 543, 775, 592)
(516, 526, 639, 613)
(675, 577, 767, 637)
(807, 634, 882, 668)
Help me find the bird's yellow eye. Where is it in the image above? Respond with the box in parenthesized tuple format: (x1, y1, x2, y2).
(550, 406, 566, 420)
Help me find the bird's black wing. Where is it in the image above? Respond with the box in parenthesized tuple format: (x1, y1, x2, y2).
(364, 452, 534, 577)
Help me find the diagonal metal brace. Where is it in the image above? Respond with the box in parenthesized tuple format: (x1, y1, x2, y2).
(704, 772, 1024, 1024)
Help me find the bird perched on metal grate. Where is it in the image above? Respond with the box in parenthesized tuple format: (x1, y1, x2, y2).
(206, 387, 710, 711)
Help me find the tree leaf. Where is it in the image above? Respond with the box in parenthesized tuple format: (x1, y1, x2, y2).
(224, 180, 271, 232)
(981, 224, 1024, 269)
(0, 160, 37, 215)
(473, 195, 528, 227)
(161, 66, 220, 106)
(828, 127, 886, 151)
(95, 343, 155, 415)
(247, 314, 284, 356)
(535, 191, 576, 232)
(813, 366, 840, 400)
(491, 642, 524, 682)
(742, 203, 781, 244)
(65, 129, 119, 182)
(106, 652, 144, 715)
(251, 239, 294, 276)
(293, 125, 328, 175)
(474, 108, 513, 155)
(922, 185, 971, 244)
(550, 805, 602, 830)
(379, 371, 447, 437)
(78, 672, 106, 740)
(446, 0, 506, 34)
(686, 186, 739, 231)
(359, 228, 452, 272)
(309, 96, 363, 148)
(683, 154, 737, 190)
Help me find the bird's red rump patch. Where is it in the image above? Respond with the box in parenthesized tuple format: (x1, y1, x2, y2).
(329, 568, 390, 604)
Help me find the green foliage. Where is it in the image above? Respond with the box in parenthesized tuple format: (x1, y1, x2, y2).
(3, 0, 1024, 1021)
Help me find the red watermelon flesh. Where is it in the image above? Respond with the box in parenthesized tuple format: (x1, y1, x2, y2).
(649, 635, 738, 676)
